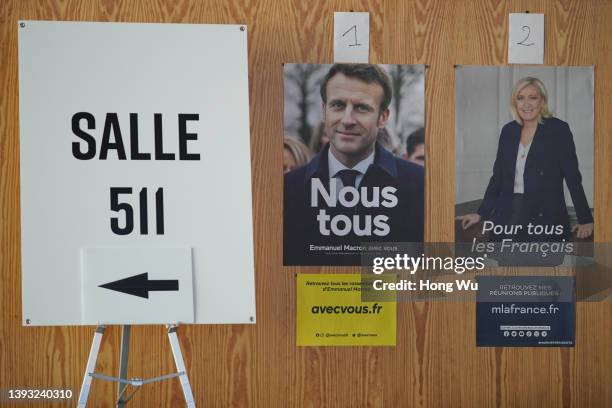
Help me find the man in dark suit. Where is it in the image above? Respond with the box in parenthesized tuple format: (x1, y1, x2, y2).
(284, 64, 424, 266)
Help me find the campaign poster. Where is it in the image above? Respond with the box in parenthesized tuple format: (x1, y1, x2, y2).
(455, 66, 594, 266)
(296, 274, 396, 346)
(283, 63, 425, 266)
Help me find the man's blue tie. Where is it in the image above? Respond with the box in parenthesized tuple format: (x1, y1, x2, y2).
(336, 169, 361, 188)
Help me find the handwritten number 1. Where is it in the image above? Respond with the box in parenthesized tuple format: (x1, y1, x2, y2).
(342, 25, 361, 47)
(517, 25, 534, 46)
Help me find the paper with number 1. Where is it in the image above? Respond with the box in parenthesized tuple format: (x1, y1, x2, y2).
(333, 12, 369, 63)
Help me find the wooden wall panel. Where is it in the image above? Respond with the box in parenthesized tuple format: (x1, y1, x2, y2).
(1, 0, 610, 407)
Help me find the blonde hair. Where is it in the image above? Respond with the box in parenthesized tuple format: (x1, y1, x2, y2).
(510, 77, 552, 125)
(284, 137, 312, 168)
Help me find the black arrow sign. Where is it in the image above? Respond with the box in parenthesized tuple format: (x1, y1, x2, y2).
(99, 273, 179, 299)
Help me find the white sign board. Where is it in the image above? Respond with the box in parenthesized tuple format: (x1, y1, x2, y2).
(333, 12, 370, 63)
(18, 21, 256, 325)
(508, 13, 544, 64)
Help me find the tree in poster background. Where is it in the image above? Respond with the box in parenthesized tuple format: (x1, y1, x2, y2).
(388, 64, 424, 143)
(283, 64, 326, 146)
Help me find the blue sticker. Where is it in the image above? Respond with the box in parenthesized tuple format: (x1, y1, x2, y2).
(476, 276, 575, 347)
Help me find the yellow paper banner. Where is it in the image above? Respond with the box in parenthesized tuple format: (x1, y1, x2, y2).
(296, 274, 396, 346)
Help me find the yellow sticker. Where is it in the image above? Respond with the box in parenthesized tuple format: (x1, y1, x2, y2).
(297, 274, 396, 346)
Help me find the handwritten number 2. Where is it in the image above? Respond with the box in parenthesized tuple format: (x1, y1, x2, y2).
(342, 25, 361, 47)
(517, 25, 534, 46)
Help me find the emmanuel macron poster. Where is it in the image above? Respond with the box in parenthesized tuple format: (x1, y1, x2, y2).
(283, 63, 426, 266)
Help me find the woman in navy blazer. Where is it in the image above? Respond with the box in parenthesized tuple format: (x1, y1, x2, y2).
(460, 77, 593, 242)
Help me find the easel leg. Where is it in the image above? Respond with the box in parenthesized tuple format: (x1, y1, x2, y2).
(167, 325, 196, 408)
(116, 325, 131, 408)
(77, 325, 106, 408)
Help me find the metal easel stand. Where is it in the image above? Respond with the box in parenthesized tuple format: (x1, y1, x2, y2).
(77, 324, 196, 407)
